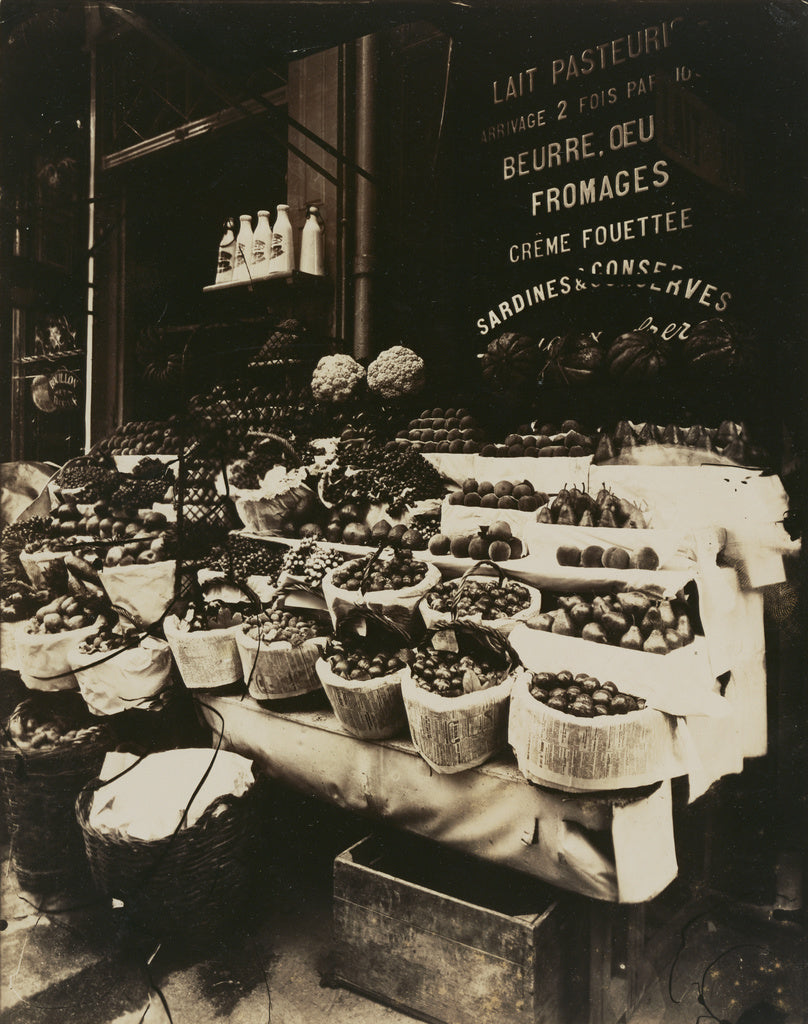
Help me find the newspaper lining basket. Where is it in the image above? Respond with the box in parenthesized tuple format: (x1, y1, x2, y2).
(0, 724, 115, 891)
(237, 629, 327, 700)
(315, 658, 409, 740)
(75, 772, 267, 940)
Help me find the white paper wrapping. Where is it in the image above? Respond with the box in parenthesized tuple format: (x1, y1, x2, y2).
(321, 558, 441, 634)
(315, 658, 409, 740)
(15, 616, 103, 691)
(99, 559, 176, 627)
(236, 629, 327, 699)
(69, 635, 173, 715)
(89, 748, 254, 841)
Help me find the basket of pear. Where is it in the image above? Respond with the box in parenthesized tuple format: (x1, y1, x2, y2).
(236, 596, 332, 701)
(98, 516, 176, 627)
(401, 621, 521, 774)
(420, 559, 543, 636)
(315, 620, 411, 740)
(321, 543, 441, 636)
(16, 593, 108, 691)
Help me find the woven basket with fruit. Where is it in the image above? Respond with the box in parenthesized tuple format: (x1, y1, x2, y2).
(315, 632, 410, 740)
(420, 560, 543, 636)
(401, 622, 519, 774)
(236, 599, 332, 701)
(321, 545, 441, 635)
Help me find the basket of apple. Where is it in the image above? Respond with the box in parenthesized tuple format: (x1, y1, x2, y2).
(69, 617, 174, 715)
(164, 582, 260, 692)
(16, 593, 109, 692)
(321, 544, 441, 636)
(236, 598, 332, 701)
(401, 621, 521, 774)
(315, 628, 410, 740)
(420, 560, 543, 636)
(98, 516, 176, 628)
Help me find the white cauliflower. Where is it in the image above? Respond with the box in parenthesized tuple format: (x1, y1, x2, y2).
(366, 345, 426, 400)
(310, 353, 366, 403)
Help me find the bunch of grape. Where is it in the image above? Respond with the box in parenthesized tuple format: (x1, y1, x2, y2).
(281, 538, 349, 588)
(132, 457, 174, 480)
(111, 478, 170, 508)
(57, 462, 119, 500)
(323, 442, 443, 517)
(1, 516, 51, 556)
(206, 534, 285, 581)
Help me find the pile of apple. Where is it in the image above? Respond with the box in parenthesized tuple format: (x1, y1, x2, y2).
(317, 503, 427, 550)
(556, 542, 659, 570)
(24, 594, 104, 635)
(477, 419, 597, 459)
(447, 477, 548, 513)
(424, 576, 532, 619)
(330, 548, 430, 593)
(537, 483, 648, 528)
(24, 501, 170, 553)
(536, 589, 696, 654)
(396, 407, 487, 454)
(428, 522, 524, 561)
(527, 671, 646, 717)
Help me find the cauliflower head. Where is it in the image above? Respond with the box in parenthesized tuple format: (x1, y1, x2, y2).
(366, 345, 425, 400)
(311, 353, 366, 403)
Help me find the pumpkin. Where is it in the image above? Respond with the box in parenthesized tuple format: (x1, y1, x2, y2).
(480, 330, 539, 393)
(541, 332, 604, 386)
(682, 318, 747, 377)
(607, 330, 670, 382)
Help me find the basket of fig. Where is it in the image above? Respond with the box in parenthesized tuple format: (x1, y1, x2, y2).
(164, 578, 261, 692)
(508, 666, 677, 792)
(236, 596, 332, 701)
(315, 620, 411, 740)
(401, 621, 519, 774)
(321, 543, 441, 636)
(420, 560, 542, 637)
(68, 616, 174, 716)
(16, 593, 108, 692)
(0, 691, 116, 891)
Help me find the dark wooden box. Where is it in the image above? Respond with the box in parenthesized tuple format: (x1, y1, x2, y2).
(333, 833, 586, 1024)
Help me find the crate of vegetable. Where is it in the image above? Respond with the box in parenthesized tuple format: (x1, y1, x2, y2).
(236, 600, 331, 701)
(401, 623, 520, 774)
(315, 635, 409, 740)
(420, 560, 542, 636)
(322, 546, 441, 635)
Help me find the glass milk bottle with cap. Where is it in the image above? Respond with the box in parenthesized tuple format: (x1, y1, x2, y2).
(299, 205, 325, 276)
(233, 213, 254, 282)
(251, 209, 272, 278)
(268, 203, 294, 274)
(214, 217, 237, 284)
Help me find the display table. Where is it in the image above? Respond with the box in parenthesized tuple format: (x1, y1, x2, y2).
(197, 693, 681, 903)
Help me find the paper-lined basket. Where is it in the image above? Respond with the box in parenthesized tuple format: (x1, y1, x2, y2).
(315, 658, 409, 740)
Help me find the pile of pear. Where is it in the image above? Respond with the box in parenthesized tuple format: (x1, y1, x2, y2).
(534, 589, 695, 655)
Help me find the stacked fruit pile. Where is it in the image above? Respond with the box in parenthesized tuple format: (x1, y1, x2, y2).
(330, 548, 430, 593)
(241, 605, 327, 647)
(594, 419, 765, 465)
(536, 484, 648, 528)
(478, 420, 597, 459)
(322, 639, 408, 682)
(393, 407, 487, 454)
(22, 594, 101, 635)
(424, 576, 532, 620)
(447, 477, 547, 513)
(536, 590, 696, 654)
(97, 419, 183, 457)
(428, 521, 524, 561)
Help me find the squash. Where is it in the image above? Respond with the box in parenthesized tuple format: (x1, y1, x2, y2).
(541, 332, 604, 386)
(607, 330, 670, 382)
(480, 330, 539, 393)
(682, 318, 747, 377)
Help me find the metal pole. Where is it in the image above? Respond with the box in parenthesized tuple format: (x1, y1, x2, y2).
(84, 34, 97, 452)
(353, 33, 378, 362)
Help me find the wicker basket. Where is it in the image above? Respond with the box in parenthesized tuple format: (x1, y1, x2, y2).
(75, 771, 266, 940)
(420, 560, 543, 637)
(0, 720, 115, 891)
(237, 628, 327, 700)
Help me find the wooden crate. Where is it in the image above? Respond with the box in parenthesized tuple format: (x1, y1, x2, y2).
(333, 833, 586, 1024)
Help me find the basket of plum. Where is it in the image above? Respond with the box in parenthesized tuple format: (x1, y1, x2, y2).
(508, 666, 676, 792)
(315, 631, 410, 740)
(321, 545, 441, 636)
(236, 598, 332, 701)
(401, 622, 520, 774)
(420, 560, 542, 637)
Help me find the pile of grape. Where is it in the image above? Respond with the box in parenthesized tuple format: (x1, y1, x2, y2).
(56, 461, 120, 501)
(322, 442, 443, 517)
(204, 534, 286, 581)
(110, 477, 170, 509)
(281, 538, 350, 588)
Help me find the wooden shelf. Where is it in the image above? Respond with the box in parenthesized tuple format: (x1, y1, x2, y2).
(202, 270, 328, 294)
